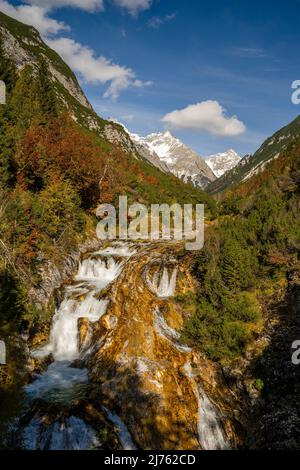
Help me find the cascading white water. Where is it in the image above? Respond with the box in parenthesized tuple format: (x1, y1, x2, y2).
(22, 415, 99, 450)
(184, 362, 229, 450)
(94, 243, 137, 258)
(22, 246, 131, 450)
(198, 389, 230, 450)
(33, 296, 109, 362)
(102, 407, 137, 451)
(148, 266, 178, 298)
(76, 257, 124, 290)
(154, 308, 191, 353)
(32, 254, 124, 362)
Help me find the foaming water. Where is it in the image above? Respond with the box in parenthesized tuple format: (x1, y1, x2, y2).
(95, 243, 137, 258)
(76, 257, 123, 290)
(102, 407, 137, 450)
(154, 308, 191, 353)
(31, 252, 122, 363)
(184, 362, 229, 450)
(198, 389, 230, 450)
(32, 296, 109, 361)
(22, 249, 128, 450)
(23, 416, 99, 450)
(148, 266, 178, 298)
(24, 362, 88, 400)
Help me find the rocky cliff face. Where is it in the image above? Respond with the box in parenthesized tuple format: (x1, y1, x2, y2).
(0, 11, 142, 160)
(246, 285, 300, 450)
(0, 17, 91, 110)
(206, 149, 241, 178)
(87, 241, 242, 449)
(128, 131, 216, 189)
(126, 130, 170, 173)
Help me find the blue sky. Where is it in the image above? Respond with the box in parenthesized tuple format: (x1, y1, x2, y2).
(2, 0, 300, 157)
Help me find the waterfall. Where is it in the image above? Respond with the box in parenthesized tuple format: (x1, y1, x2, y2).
(198, 389, 230, 450)
(102, 407, 137, 451)
(184, 362, 229, 450)
(32, 252, 124, 362)
(0, 340, 6, 365)
(148, 266, 178, 298)
(32, 296, 109, 361)
(154, 308, 191, 353)
(76, 257, 123, 290)
(22, 416, 99, 451)
(22, 246, 130, 450)
(94, 243, 137, 258)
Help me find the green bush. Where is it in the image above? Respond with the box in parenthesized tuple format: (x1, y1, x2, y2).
(182, 296, 255, 362)
(0, 267, 24, 327)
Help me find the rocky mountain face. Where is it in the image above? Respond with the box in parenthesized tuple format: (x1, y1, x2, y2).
(0, 11, 139, 158)
(0, 14, 90, 110)
(207, 114, 300, 194)
(120, 128, 170, 173)
(129, 130, 216, 189)
(128, 128, 241, 186)
(206, 149, 241, 178)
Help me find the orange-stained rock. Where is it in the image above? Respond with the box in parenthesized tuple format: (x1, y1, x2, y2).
(78, 318, 91, 350)
(86, 241, 242, 450)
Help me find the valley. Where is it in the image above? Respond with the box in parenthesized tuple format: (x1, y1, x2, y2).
(0, 8, 299, 453)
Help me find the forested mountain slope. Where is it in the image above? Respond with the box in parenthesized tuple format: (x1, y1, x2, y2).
(0, 12, 215, 332)
(208, 114, 300, 195)
(0, 10, 159, 161)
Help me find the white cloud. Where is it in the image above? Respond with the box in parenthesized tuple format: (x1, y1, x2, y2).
(0, 1, 104, 37)
(112, 0, 152, 16)
(23, 1, 104, 12)
(0, 0, 152, 98)
(0, 0, 152, 35)
(162, 101, 246, 137)
(0, 0, 68, 35)
(148, 12, 176, 29)
(47, 37, 151, 99)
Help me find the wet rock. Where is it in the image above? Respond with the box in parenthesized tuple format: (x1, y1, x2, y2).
(78, 318, 91, 350)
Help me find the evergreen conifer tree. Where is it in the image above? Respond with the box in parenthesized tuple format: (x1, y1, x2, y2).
(37, 59, 58, 119)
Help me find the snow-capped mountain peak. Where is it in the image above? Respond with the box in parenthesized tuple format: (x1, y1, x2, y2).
(206, 149, 241, 178)
(109, 122, 241, 189)
(145, 131, 184, 164)
(141, 131, 216, 188)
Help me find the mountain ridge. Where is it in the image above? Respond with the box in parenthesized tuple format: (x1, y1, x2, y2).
(207, 114, 300, 194)
(144, 131, 216, 188)
(206, 149, 241, 178)
(125, 128, 216, 189)
(0, 10, 142, 159)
